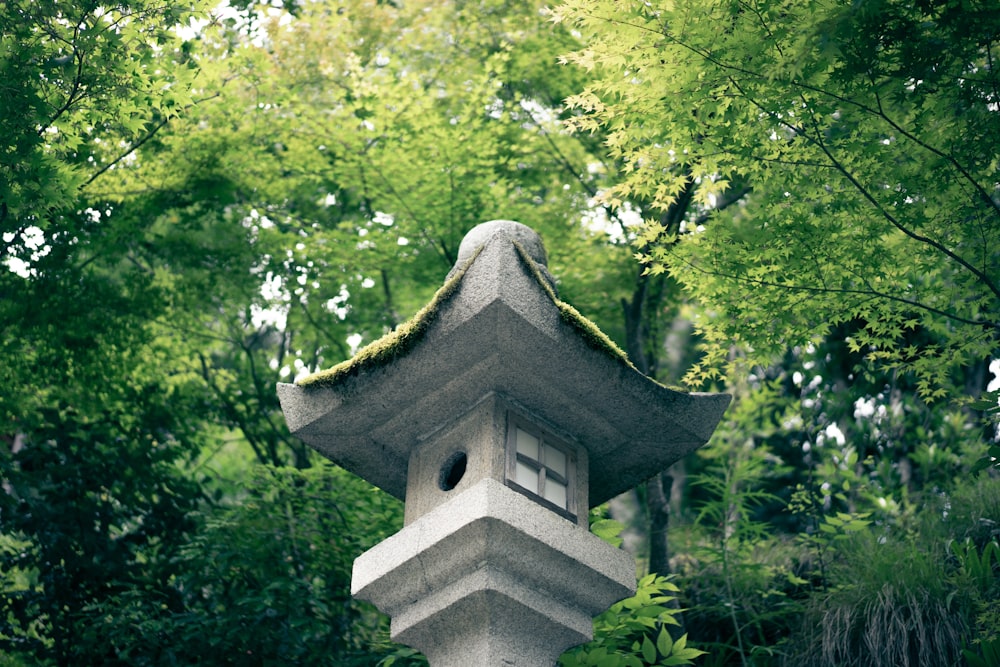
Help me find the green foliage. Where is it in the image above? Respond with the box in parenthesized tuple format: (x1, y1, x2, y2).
(789, 487, 872, 591)
(0, 343, 206, 664)
(553, 0, 1000, 399)
(560, 574, 707, 667)
(964, 638, 1000, 667)
(5, 1, 999, 666)
(784, 530, 970, 667)
(79, 465, 404, 665)
(1, 0, 203, 241)
(950, 539, 1000, 595)
(684, 417, 795, 665)
(970, 390, 1000, 476)
(377, 647, 428, 667)
(592, 518, 628, 549)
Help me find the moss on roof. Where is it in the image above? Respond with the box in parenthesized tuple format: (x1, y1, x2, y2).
(296, 237, 651, 391)
(511, 241, 639, 375)
(296, 247, 482, 389)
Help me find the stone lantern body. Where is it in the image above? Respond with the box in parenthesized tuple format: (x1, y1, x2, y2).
(277, 221, 730, 666)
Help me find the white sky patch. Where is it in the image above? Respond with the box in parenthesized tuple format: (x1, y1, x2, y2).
(824, 423, 847, 446)
(251, 271, 290, 329)
(242, 209, 275, 243)
(988, 359, 1000, 392)
(3, 225, 51, 278)
(250, 303, 288, 330)
(581, 198, 642, 244)
(4, 257, 31, 278)
(373, 211, 394, 226)
(260, 272, 286, 301)
(519, 98, 555, 126)
(486, 97, 504, 120)
(21, 226, 46, 252)
(854, 397, 876, 419)
(174, 1, 292, 47)
(397, 237, 409, 246)
(347, 333, 363, 355)
(292, 357, 310, 382)
(174, 16, 210, 41)
(326, 284, 350, 320)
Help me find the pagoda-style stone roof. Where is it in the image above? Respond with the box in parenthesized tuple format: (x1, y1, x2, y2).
(278, 220, 730, 507)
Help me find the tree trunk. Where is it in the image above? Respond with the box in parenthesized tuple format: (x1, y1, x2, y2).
(647, 471, 673, 576)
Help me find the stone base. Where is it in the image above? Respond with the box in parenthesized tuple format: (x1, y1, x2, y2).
(352, 479, 636, 666)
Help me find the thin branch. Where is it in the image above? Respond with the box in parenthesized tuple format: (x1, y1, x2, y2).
(583, 11, 1000, 220)
(40, 29, 86, 133)
(198, 352, 269, 465)
(866, 73, 1000, 220)
(693, 184, 752, 226)
(80, 91, 225, 190)
(533, 116, 600, 199)
(669, 250, 1000, 331)
(294, 299, 350, 361)
(733, 77, 1000, 304)
(237, 335, 296, 462)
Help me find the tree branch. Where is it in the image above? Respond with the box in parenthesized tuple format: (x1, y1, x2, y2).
(80, 91, 225, 191)
(40, 28, 86, 134)
(732, 77, 1000, 305)
(668, 249, 1000, 331)
(693, 184, 751, 226)
(585, 12, 1000, 222)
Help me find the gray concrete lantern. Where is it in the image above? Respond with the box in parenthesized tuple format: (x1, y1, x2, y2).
(277, 220, 730, 666)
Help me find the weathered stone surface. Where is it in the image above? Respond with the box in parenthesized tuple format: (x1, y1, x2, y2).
(402, 392, 590, 527)
(353, 478, 636, 667)
(277, 220, 730, 508)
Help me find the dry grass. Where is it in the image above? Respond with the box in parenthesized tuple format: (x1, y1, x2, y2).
(782, 530, 972, 667)
(811, 585, 965, 667)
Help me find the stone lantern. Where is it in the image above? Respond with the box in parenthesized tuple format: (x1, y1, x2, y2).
(277, 220, 730, 666)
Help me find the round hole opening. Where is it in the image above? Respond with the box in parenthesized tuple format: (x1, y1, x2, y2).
(439, 451, 467, 491)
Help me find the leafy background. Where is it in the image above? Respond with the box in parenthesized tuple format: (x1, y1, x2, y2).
(2, 0, 998, 665)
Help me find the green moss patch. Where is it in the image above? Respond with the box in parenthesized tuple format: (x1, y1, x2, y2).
(511, 241, 638, 374)
(296, 248, 482, 389)
(298, 239, 662, 391)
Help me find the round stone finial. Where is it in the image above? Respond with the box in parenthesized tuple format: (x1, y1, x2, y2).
(456, 220, 548, 267)
(446, 220, 557, 293)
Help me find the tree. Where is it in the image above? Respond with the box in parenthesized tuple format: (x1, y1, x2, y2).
(5, 0, 687, 662)
(548, 3, 1000, 663)
(0, 2, 237, 662)
(83, 465, 405, 666)
(1, 0, 203, 254)
(553, 0, 999, 399)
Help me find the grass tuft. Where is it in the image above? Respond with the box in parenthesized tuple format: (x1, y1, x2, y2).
(783, 532, 970, 667)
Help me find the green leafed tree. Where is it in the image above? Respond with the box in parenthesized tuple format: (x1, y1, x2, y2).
(1, 0, 204, 241)
(553, 0, 1000, 399)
